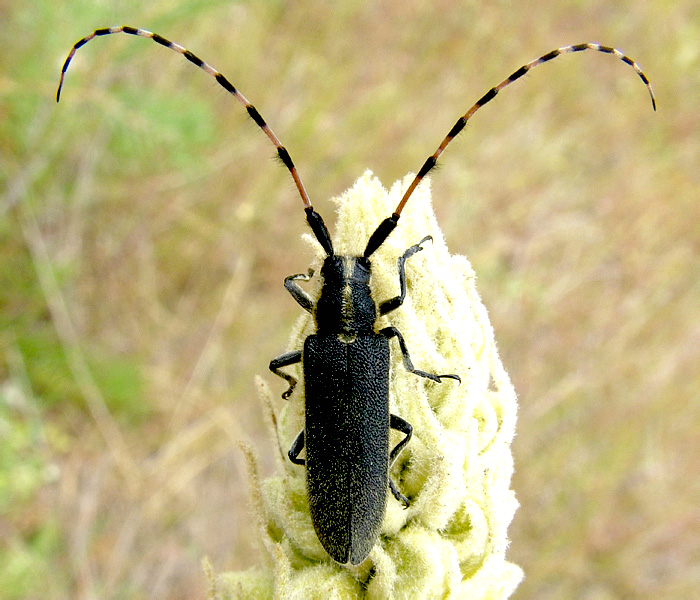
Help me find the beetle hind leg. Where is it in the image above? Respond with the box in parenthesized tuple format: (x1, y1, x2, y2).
(389, 478, 410, 508)
(389, 414, 412, 508)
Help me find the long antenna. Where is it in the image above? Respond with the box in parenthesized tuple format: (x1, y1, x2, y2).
(392, 43, 656, 218)
(56, 26, 313, 210)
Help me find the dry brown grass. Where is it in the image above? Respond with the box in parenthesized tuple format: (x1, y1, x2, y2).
(2, 0, 698, 597)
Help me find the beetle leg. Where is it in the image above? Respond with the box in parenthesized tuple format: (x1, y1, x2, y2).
(389, 414, 413, 463)
(288, 430, 305, 465)
(379, 236, 432, 316)
(269, 350, 302, 398)
(389, 414, 412, 507)
(389, 478, 410, 508)
(379, 326, 461, 383)
(284, 268, 315, 313)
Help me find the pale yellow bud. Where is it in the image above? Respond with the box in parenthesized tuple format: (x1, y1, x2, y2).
(208, 173, 522, 599)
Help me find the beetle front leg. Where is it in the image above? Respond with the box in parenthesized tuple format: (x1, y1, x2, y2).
(284, 269, 315, 313)
(379, 326, 460, 383)
(389, 414, 412, 507)
(379, 236, 432, 316)
(269, 350, 302, 399)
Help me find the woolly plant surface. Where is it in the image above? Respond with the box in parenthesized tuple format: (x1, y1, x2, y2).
(208, 172, 522, 599)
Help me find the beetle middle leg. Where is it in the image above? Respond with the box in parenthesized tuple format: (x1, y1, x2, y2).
(288, 430, 305, 465)
(379, 326, 460, 383)
(269, 350, 302, 399)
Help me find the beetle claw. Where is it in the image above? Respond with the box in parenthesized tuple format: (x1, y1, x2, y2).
(438, 373, 461, 384)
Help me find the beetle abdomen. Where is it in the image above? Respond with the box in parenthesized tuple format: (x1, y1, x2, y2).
(303, 333, 390, 564)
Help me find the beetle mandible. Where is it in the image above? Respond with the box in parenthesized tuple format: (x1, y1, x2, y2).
(57, 27, 656, 565)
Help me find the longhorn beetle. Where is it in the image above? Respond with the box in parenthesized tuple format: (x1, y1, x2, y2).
(57, 27, 656, 565)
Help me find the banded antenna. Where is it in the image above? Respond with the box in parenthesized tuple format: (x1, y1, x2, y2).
(58, 31, 656, 235)
(392, 43, 656, 218)
(56, 26, 313, 211)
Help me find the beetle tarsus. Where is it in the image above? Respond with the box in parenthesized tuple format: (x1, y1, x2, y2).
(389, 478, 410, 507)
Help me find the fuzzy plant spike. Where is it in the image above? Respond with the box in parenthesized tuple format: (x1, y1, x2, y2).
(207, 172, 522, 599)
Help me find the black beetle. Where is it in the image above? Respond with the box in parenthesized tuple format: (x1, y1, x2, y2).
(56, 28, 656, 565)
(269, 214, 460, 565)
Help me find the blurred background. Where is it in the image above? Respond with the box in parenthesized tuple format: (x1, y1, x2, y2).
(1, 0, 697, 597)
